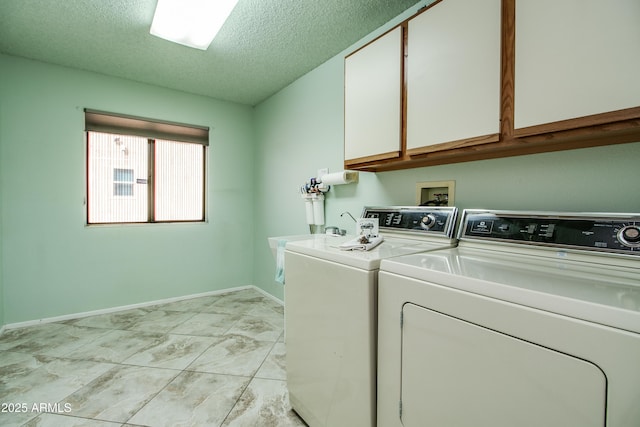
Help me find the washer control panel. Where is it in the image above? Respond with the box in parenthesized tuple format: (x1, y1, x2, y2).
(362, 206, 457, 238)
(460, 210, 640, 255)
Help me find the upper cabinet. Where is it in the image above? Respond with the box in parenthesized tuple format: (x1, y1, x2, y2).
(343, 0, 640, 172)
(344, 26, 403, 165)
(514, 0, 640, 135)
(406, 0, 501, 155)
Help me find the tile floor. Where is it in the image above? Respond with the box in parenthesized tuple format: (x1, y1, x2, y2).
(0, 288, 307, 427)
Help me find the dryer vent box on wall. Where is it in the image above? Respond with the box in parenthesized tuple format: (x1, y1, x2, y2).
(416, 180, 455, 206)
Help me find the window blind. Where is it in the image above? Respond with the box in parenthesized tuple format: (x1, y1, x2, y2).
(84, 109, 209, 146)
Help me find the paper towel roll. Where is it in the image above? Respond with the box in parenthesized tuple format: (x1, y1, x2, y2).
(320, 171, 358, 185)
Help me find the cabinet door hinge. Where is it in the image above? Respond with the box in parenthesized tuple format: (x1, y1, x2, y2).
(400, 311, 404, 329)
(399, 399, 403, 418)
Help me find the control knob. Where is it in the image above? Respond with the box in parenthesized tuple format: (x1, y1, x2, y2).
(617, 225, 640, 248)
(420, 214, 437, 230)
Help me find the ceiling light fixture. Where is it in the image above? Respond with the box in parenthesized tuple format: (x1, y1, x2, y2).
(150, 0, 240, 50)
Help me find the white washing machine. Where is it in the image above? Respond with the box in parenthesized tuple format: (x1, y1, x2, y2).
(378, 209, 640, 427)
(284, 206, 458, 427)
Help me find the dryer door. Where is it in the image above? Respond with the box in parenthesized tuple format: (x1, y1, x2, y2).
(400, 303, 606, 427)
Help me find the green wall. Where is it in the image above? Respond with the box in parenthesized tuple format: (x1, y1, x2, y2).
(252, 1, 640, 300)
(0, 54, 255, 324)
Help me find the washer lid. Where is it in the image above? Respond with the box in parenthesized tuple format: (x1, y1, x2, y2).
(380, 247, 640, 334)
(286, 234, 454, 270)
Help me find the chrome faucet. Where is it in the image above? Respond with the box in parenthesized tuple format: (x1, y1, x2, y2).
(340, 211, 357, 223)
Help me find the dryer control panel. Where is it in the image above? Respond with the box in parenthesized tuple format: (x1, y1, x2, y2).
(460, 210, 640, 255)
(362, 206, 457, 238)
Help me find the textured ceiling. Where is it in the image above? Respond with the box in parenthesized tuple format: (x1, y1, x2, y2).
(0, 0, 422, 106)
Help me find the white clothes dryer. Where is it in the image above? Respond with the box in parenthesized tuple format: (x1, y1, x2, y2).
(284, 206, 458, 427)
(378, 210, 640, 427)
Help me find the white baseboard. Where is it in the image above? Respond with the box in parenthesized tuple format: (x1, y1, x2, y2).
(2, 285, 278, 332)
(252, 286, 284, 305)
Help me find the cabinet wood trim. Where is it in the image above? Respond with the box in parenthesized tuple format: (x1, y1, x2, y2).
(500, 0, 515, 139)
(344, 150, 402, 167)
(513, 106, 640, 138)
(407, 133, 500, 157)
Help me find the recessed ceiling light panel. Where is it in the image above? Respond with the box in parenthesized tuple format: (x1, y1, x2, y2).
(150, 0, 239, 50)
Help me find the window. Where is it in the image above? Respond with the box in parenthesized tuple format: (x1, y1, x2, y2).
(85, 110, 208, 224)
(113, 168, 135, 196)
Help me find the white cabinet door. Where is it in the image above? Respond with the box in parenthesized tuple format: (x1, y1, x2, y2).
(406, 0, 501, 154)
(344, 27, 402, 163)
(515, 0, 640, 131)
